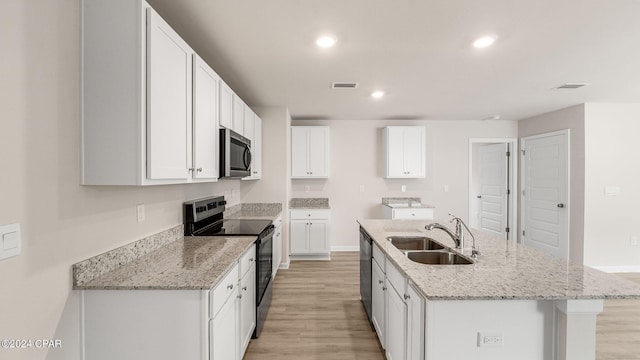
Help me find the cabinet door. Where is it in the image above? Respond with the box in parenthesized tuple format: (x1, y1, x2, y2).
(243, 107, 255, 140)
(146, 8, 192, 180)
(291, 127, 309, 177)
(289, 221, 308, 254)
(272, 224, 282, 278)
(372, 260, 386, 347)
(219, 81, 233, 129)
(385, 127, 405, 178)
(192, 55, 219, 180)
(308, 220, 329, 254)
(403, 128, 425, 177)
(307, 127, 329, 177)
(386, 285, 407, 360)
(239, 265, 255, 355)
(406, 284, 424, 360)
(251, 115, 262, 178)
(211, 295, 238, 360)
(232, 95, 244, 135)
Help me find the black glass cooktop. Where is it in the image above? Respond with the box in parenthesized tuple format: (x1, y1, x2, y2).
(195, 219, 273, 236)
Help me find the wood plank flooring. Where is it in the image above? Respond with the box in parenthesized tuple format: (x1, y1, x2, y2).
(244, 252, 384, 360)
(244, 252, 640, 360)
(597, 273, 640, 360)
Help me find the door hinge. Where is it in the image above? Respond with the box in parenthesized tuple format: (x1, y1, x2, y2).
(522, 190, 526, 196)
(506, 189, 511, 195)
(506, 151, 511, 157)
(521, 150, 526, 156)
(505, 227, 510, 233)
(522, 230, 526, 236)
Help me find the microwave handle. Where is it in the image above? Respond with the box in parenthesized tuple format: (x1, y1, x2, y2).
(243, 145, 252, 170)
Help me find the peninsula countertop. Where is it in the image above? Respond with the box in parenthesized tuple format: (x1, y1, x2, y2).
(74, 235, 256, 290)
(358, 219, 640, 301)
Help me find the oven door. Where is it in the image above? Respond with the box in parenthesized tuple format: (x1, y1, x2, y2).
(256, 226, 274, 304)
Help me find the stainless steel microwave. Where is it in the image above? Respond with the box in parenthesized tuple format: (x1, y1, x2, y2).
(219, 128, 252, 178)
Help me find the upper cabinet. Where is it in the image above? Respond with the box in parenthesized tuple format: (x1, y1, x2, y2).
(192, 55, 220, 180)
(242, 110, 262, 180)
(219, 81, 234, 130)
(291, 126, 330, 178)
(383, 126, 426, 178)
(232, 94, 245, 135)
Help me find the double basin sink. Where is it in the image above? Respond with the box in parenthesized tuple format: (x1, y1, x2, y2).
(387, 236, 473, 265)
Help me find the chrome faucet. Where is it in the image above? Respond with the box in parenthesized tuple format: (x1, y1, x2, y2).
(425, 214, 480, 258)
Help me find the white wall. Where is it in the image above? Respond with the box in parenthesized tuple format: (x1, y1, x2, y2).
(0, 1, 241, 359)
(583, 103, 640, 269)
(518, 105, 586, 264)
(290, 119, 517, 249)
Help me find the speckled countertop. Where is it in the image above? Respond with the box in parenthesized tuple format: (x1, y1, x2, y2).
(381, 197, 435, 209)
(74, 236, 256, 290)
(290, 198, 330, 209)
(225, 203, 283, 220)
(358, 219, 640, 300)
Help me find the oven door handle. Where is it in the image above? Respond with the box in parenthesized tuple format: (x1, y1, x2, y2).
(243, 145, 252, 171)
(259, 224, 275, 240)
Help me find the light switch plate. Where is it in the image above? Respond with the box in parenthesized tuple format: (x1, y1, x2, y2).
(0, 223, 21, 260)
(605, 186, 621, 196)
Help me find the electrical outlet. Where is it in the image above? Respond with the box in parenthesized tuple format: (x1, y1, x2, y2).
(401, 185, 406, 192)
(631, 236, 639, 246)
(444, 185, 449, 192)
(136, 204, 145, 223)
(305, 185, 310, 193)
(359, 185, 365, 192)
(477, 332, 503, 347)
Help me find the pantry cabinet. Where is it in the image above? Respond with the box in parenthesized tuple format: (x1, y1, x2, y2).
(82, 0, 221, 185)
(291, 126, 330, 178)
(384, 126, 426, 178)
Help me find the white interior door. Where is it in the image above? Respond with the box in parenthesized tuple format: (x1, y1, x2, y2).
(477, 143, 509, 239)
(522, 131, 569, 259)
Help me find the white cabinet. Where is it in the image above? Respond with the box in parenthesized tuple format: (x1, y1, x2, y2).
(384, 126, 426, 178)
(383, 207, 434, 220)
(289, 209, 331, 257)
(211, 288, 238, 360)
(291, 126, 330, 178)
(232, 94, 245, 135)
(192, 55, 220, 180)
(238, 260, 255, 355)
(219, 81, 234, 129)
(242, 111, 262, 180)
(386, 282, 407, 360)
(81, 0, 220, 185)
(372, 255, 386, 348)
(406, 283, 425, 360)
(272, 216, 283, 278)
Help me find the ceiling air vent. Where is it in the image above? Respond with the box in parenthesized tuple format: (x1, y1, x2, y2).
(554, 83, 590, 89)
(331, 82, 359, 89)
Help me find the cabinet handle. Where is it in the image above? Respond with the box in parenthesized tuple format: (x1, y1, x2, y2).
(382, 286, 387, 291)
(238, 294, 242, 299)
(249, 258, 254, 262)
(404, 294, 411, 300)
(242, 286, 248, 291)
(188, 168, 195, 172)
(196, 168, 202, 172)
(378, 280, 383, 284)
(227, 284, 234, 290)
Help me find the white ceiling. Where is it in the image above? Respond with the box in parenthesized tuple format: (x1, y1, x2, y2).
(147, 0, 640, 121)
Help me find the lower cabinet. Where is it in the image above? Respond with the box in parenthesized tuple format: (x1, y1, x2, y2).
(272, 216, 283, 278)
(371, 253, 426, 360)
(289, 209, 331, 257)
(81, 246, 257, 360)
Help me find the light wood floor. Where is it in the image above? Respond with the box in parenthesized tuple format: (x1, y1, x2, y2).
(244, 252, 640, 360)
(597, 273, 640, 360)
(244, 252, 385, 360)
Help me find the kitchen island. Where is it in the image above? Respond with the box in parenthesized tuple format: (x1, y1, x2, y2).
(358, 219, 640, 360)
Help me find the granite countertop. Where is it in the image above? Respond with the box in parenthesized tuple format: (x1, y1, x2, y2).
(225, 203, 283, 220)
(290, 198, 330, 209)
(74, 235, 256, 290)
(358, 219, 640, 301)
(382, 197, 434, 209)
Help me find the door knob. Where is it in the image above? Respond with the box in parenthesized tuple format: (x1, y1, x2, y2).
(557, 203, 565, 208)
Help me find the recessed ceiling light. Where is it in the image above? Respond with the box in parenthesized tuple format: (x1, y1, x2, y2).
(482, 115, 501, 121)
(316, 36, 337, 48)
(473, 35, 497, 49)
(371, 91, 385, 99)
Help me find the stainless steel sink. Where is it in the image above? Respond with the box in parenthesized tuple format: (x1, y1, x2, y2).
(406, 251, 473, 265)
(386, 236, 445, 251)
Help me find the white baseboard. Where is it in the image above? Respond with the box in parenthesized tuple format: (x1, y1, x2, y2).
(278, 261, 290, 270)
(592, 265, 640, 273)
(289, 254, 331, 261)
(331, 245, 359, 252)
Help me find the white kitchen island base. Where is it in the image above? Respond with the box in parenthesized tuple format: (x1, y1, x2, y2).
(424, 299, 603, 360)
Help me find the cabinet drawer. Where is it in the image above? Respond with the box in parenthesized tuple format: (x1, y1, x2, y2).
(386, 259, 406, 296)
(239, 246, 256, 278)
(210, 263, 239, 318)
(372, 243, 385, 272)
(290, 209, 330, 220)
(392, 208, 434, 220)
